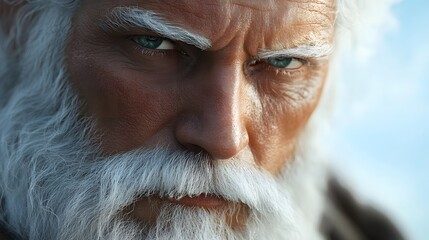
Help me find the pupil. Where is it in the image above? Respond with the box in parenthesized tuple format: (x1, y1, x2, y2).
(267, 57, 292, 68)
(140, 36, 163, 49)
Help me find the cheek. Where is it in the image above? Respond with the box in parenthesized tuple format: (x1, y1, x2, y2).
(253, 68, 328, 173)
(67, 54, 179, 154)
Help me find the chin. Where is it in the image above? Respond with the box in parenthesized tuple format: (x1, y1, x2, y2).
(0, 2, 329, 240)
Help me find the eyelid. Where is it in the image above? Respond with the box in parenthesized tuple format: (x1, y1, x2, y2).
(265, 62, 306, 78)
(259, 54, 318, 66)
(131, 35, 175, 48)
(129, 36, 192, 58)
(247, 56, 308, 79)
(129, 37, 171, 57)
(131, 43, 171, 57)
(262, 55, 306, 62)
(131, 34, 199, 57)
(255, 56, 307, 70)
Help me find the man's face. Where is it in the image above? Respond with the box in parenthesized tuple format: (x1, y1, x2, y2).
(68, 0, 335, 172)
(64, 0, 335, 235)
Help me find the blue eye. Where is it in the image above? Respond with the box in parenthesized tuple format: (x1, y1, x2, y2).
(132, 36, 175, 50)
(267, 57, 303, 69)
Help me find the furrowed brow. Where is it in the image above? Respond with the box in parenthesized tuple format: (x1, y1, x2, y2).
(258, 43, 333, 59)
(100, 7, 212, 50)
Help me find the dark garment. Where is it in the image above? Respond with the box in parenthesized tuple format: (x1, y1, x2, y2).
(320, 178, 405, 240)
(0, 224, 17, 240)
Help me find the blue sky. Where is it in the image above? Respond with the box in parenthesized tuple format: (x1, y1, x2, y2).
(332, 1, 429, 239)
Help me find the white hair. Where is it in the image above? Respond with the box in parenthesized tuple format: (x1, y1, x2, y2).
(0, 0, 396, 239)
(102, 7, 212, 50)
(306, 0, 398, 140)
(335, 0, 399, 57)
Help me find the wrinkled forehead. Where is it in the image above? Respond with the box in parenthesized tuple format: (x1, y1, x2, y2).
(77, 0, 336, 52)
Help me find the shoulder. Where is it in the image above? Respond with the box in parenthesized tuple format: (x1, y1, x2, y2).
(320, 178, 405, 240)
(0, 223, 16, 240)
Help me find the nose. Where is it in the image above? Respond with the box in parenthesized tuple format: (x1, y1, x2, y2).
(175, 61, 249, 159)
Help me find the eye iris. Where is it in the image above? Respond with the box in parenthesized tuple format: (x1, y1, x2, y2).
(267, 57, 293, 68)
(135, 36, 163, 49)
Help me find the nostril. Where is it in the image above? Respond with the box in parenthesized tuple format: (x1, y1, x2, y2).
(179, 142, 206, 155)
(175, 118, 249, 160)
(178, 134, 207, 154)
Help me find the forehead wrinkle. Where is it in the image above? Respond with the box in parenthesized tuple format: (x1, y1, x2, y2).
(230, 0, 276, 11)
(295, 0, 336, 27)
(294, 3, 337, 30)
(258, 0, 335, 54)
(100, 7, 212, 50)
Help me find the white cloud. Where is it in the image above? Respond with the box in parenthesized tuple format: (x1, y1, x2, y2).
(330, 2, 429, 239)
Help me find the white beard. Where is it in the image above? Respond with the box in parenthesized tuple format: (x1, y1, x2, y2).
(0, 2, 327, 240)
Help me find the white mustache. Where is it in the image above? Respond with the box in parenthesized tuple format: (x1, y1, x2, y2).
(49, 148, 295, 239)
(87, 149, 288, 214)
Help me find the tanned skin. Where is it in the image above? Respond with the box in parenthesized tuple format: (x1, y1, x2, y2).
(67, 0, 336, 228)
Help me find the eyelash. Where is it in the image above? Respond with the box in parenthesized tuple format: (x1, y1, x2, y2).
(250, 58, 309, 77)
(129, 37, 177, 57)
(272, 66, 305, 77)
(129, 36, 310, 78)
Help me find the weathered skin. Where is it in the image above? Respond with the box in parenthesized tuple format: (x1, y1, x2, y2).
(66, 0, 336, 229)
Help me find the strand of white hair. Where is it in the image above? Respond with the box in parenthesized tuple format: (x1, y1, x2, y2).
(0, 0, 397, 239)
(0, 3, 320, 240)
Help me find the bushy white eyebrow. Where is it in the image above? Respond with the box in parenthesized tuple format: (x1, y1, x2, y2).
(101, 7, 212, 50)
(258, 44, 333, 59)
